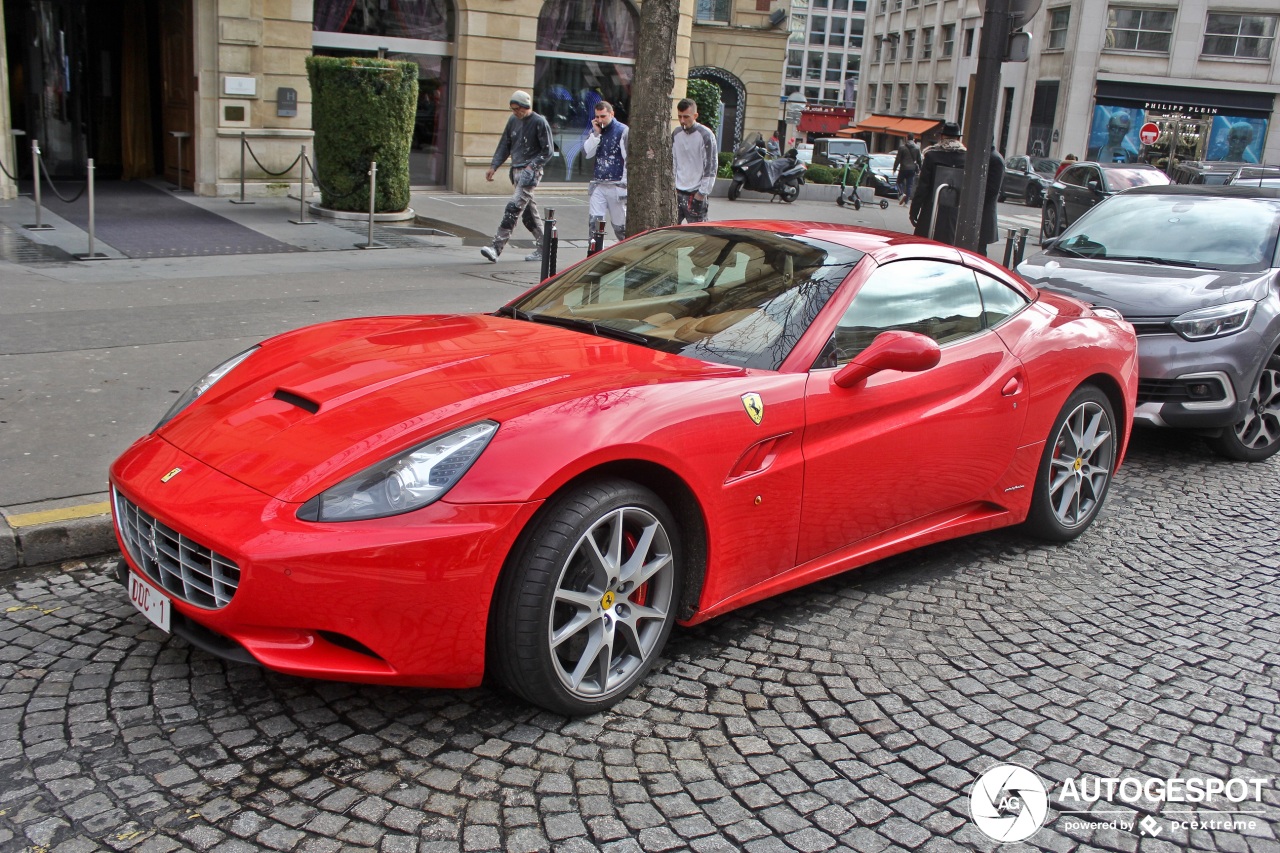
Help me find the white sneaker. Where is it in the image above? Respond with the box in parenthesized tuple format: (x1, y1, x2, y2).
(524, 249, 542, 262)
(480, 245, 498, 263)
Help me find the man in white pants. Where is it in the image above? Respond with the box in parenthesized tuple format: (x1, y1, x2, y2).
(582, 101, 628, 243)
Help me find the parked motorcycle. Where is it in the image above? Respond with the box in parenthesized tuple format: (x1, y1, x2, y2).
(727, 135, 806, 203)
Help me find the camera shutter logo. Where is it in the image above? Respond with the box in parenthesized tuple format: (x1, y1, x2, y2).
(970, 763, 1050, 843)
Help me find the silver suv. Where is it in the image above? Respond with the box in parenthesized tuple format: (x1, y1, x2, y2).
(1019, 185, 1280, 461)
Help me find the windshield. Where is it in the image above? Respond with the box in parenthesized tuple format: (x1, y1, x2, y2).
(1105, 168, 1171, 191)
(1050, 194, 1280, 271)
(1030, 158, 1060, 174)
(869, 154, 896, 170)
(508, 227, 863, 370)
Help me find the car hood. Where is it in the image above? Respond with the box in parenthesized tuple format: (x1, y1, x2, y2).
(159, 314, 746, 501)
(1017, 253, 1270, 318)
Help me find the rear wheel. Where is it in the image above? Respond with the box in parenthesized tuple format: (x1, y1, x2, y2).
(879, 200, 889, 209)
(727, 180, 742, 201)
(1026, 184, 1043, 207)
(779, 183, 799, 203)
(1042, 202, 1061, 239)
(490, 479, 683, 715)
(997, 191, 1007, 202)
(1208, 353, 1280, 462)
(1024, 384, 1117, 541)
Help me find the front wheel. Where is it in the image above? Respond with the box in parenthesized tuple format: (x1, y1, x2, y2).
(1208, 352, 1280, 461)
(1024, 385, 1117, 542)
(1042, 203, 1061, 239)
(727, 180, 742, 201)
(879, 200, 889, 209)
(779, 183, 799, 203)
(490, 479, 683, 715)
(836, 192, 847, 208)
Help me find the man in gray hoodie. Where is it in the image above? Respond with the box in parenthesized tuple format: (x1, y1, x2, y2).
(671, 99, 718, 224)
(481, 90, 554, 263)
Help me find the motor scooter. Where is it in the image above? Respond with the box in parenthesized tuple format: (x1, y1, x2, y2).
(727, 135, 806, 203)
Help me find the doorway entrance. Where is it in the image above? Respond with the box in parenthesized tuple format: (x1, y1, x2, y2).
(3, 0, 192, 182)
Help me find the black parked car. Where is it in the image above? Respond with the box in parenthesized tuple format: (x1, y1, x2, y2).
(1042, 162, 1170, 238)
(998, 155, 1060, 206)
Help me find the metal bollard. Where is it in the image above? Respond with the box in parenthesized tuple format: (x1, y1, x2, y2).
(25, 140, 53, 231)
(230, 132, 254, 204)
(356, 161, 386, 249)
(289, 146, 314, 225)
(75, 158, 109, 261)
(588, 219, 606, 255)
(1002, 228, 1017, 268)
(540, 209, 556, 281)
(1014, 227, 1029, 267)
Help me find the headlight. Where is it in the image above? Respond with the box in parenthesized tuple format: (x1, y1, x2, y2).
(1170, 300, 1257, 341)
(155, 347, 259, 431)
(297, 421, 498, 522)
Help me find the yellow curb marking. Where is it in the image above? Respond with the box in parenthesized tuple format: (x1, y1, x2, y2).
(6, 501, 111, 529)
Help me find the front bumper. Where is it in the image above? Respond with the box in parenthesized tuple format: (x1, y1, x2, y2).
(110, 433, 540, 688)
(1134, 333, 1260, 429)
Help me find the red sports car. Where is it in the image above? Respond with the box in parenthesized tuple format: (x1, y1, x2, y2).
(111, 223, 1138, 715)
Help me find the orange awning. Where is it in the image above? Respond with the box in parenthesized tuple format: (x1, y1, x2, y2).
(846, 114, 898, 134)
(892, 117, 941, 137)
(844, 115, 940, 138)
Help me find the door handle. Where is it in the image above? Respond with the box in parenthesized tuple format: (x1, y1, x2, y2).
(1001, 375, 1023, 396)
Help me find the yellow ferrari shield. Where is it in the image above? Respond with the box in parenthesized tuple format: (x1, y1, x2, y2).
(600, 590, 616, 610)
(741, 393, 764, 425)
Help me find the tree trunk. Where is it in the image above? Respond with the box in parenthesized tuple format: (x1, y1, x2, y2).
(626, 0, 680, 234)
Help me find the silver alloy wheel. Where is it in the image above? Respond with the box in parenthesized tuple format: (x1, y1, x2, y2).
(1046, 400, 1114, 529)
(548, 506, 675, 699)
(1235, 361, 1280, 449)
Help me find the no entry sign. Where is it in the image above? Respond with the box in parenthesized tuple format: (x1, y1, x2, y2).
(1139, 122, 1160, 146)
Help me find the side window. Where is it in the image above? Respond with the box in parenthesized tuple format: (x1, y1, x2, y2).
(1060, 166, 1087, 187)
(819, 260, 985, 366)
(1011, 157, 1026, 171)
(975, 270, 1030, 327)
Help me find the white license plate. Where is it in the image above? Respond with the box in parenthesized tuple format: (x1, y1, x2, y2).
(128, 573, 171, 632)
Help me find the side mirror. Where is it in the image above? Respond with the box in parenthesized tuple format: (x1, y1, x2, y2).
(1087, 179, 1104, 195)
(833, 330, 942, 388)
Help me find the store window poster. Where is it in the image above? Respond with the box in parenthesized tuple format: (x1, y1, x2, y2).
(1206, 116, 1268, 162)
(1087, 105, 1145, 163)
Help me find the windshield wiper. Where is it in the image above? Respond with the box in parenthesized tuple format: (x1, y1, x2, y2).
(1105, 255, 1200, 268)
(1049, 243, 1092, 258)
(530, 313, 651, 344)
(493, 305, 535, 321)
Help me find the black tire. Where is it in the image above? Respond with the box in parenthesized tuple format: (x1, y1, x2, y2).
(1024, 384, 1118, 542)
(780, 183, 799, 203)
(879, 200, 889, 209)
(997, 191, 1007, 203)
(836, 193, 847, 208)
(1026, 184, 1043, 207)
(1208, 352, 1280, 462)
(490, 479, 683, 715)
(1042, 203, 1061, 239)
(727, 180, 742, 201)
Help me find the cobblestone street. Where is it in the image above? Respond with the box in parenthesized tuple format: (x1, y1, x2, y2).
(2, 428, 1278, 853)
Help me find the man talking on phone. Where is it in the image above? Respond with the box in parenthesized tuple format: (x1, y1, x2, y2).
(581, 101, 629, 243)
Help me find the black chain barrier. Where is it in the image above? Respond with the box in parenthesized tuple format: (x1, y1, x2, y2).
(305, 155, 367, 205)
(36, 152, 88, 203)
(243, 138, 303, 177)
(0, 154, 16, 182)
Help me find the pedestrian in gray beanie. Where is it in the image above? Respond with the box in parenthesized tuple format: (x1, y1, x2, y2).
(481, 90, 553, 263)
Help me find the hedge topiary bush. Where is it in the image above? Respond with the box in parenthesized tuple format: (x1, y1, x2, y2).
(804, 164, 836, 184)
(306, 56, 417, 213)
(686, 79, 722, 135)
(717, 151, 733, 179)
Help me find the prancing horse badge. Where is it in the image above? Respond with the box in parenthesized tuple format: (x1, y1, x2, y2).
(741, 393, 764, 425)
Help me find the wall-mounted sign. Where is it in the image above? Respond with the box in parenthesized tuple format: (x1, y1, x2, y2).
(224, 76, 257, 97)
(277, 87, 298, 117)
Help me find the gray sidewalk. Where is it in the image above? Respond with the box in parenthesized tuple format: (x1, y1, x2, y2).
(0, 182, 1044, 571)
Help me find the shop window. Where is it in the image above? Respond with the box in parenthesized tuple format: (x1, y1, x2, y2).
(314, 0, 454, 40)
(1046, 7, 1069, 49)
(1105, 7, 1175, 53)
(535, 0, 638, 182)
(1202, 13, 1277, 60)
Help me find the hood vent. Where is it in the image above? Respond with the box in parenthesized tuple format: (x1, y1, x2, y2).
(273, 389, 321, 414)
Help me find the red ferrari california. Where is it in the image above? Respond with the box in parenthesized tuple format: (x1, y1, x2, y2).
(112, 223, 1138, 715)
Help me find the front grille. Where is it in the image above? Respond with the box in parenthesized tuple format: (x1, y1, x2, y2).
(113, 489, 241, 609)
(1126, 317, 1173, 336)
(1137, 377, 1227, 405)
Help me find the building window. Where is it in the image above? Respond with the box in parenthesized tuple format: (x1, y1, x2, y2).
(922, 26, 934, 58)
(1203, 13, 1277, 59)
(1046, 7, 1069, 49)
(1105, 7, 1175, 53)
(898, 83, 909, 111)
(695, 0, 732, 23)
(807, 52, 824, 80)
(915, 83, 927, 113)
(832, 0, 848, 9)
(827, 52, 844, 81)
(790, 14, 807, 44)
(810, 16, 827, 45)
(830, 17, 846, 48)
(963, 26, 976, 56)
(887, 33, 898, 60)
(883, 87, 893, 111)
(315, 0, 454, 40)
(850, 18, 865, 47)
(868, 83, 878, 110)
(853, 0, 866, 10)
(942, 24, 955, 56)
(904, 30, 916, 59)
(934, 83, 948, 114)
(873, 38, 882, 61)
